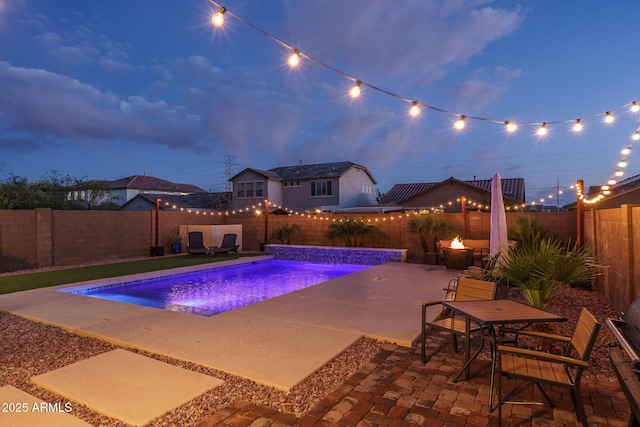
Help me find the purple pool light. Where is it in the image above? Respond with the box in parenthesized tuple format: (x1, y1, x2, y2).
(60, 260, 371, 316)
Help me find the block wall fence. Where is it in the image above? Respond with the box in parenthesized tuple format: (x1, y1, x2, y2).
(1, 206, 636, 312)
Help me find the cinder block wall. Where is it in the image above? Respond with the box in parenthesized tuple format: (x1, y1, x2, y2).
(0, 209, 584, 272)
(584, 205, 640, 312)
(0, 210, 38, 271)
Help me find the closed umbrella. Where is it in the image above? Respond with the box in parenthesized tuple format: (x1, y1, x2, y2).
(490, 172, 508, 258)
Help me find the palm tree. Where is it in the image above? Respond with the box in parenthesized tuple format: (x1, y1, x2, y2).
(495, 238, 603, 350)
(270, 222, 301, 244)
(405, 213, 460, 253)
(327, 217, 380, 247)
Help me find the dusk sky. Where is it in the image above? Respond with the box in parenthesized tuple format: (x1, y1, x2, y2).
(1, 1, 639, 207)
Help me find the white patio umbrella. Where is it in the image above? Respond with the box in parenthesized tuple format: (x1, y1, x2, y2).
(490, 172, 508, 258)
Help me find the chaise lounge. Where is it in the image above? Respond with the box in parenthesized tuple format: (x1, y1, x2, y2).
(210, 233, 239, 255)
(186, 231, 208, 255)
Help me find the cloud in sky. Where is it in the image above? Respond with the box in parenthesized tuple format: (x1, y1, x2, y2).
(1, 0, 638, 205)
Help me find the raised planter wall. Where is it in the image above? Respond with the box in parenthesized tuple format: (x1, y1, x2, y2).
(264, 244, 406, 265)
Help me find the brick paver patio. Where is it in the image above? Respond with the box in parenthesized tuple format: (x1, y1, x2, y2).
(196, 334, 629, 427)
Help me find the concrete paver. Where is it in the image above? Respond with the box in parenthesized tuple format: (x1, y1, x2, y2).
(0, 385, 92, 427)
(31, 349, 223, 426)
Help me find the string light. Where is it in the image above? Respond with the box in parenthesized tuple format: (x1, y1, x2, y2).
(453, 115, 466, 130)
(349, 80, 361, 98)
(572, 119, 583, 132)
(618, 160, 628, 168)
(206, 2, 640, 207)
(288, 48, 300, 67)
(211, 6, 226, 27)
(536, 122, 548, 136)
(621, 146, 631, 155)
(409, 101, 421, 117)
(206, 1, 639, 138)
(604, 111, 615, 124)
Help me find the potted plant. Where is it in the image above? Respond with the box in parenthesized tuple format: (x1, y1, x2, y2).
(168, 233, 183, 254)
(405, 213, 460, 264)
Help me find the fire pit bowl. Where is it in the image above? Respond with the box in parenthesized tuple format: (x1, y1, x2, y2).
(442, 247, 475, 270)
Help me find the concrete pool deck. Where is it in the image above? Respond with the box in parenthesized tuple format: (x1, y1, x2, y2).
(0, 257, 458, 392)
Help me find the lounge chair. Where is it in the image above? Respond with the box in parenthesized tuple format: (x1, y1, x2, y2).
(186, 231, 208, 255)
(210, 233, 239, 255)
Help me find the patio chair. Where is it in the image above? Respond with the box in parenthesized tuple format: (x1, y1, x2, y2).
(420, 276, 497, 363)
(496, 308, 601, 427)
(186, 231, 208, 255)
(210, 233, 239, 255)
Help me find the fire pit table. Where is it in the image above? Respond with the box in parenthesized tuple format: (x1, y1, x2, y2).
(442, 247, 475, 270)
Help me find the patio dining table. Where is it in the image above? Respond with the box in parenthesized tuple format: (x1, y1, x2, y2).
(441, 299, 566, 408)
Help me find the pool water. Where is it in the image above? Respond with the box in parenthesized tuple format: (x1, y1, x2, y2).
(59, 260, 371, 316)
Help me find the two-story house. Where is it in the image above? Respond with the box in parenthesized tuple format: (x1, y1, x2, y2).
(230, 161, 377, 213)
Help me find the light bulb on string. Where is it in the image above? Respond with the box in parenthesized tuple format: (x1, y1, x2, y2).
(632, 101, 640, 113)
(453, 115, 466, 130)
(537, 122, 548, 136)
(621, 146, 632, 155)
(504, 121, 517, 133)
(604, 111, 615, 124)
(615, 170, 624, 177)
(211, 6, 226, 27)
(349, 80, 361, 98)
(572, 119, 583, 132)
(409, 101, 421, 117)
(618, 160, 628, 168)
(288, 49, 300, 67)
(633, 131, 640, 141)
(608, 178, 617, 185)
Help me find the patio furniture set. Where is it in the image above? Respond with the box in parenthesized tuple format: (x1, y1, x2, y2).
(419, 272, 603, 427)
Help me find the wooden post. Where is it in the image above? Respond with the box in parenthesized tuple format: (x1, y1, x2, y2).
(155, 198, 161, 248)
(264, 199, 269, 247)
(461, 196, 467, 237)
(576, 180, 584, 248)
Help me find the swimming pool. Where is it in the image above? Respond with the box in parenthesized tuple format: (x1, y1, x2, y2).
(59, 260, 371, 316)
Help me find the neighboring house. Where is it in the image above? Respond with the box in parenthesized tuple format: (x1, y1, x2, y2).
(378, 176, 526, 213)
(121, 192, 232, 211)
(565, 173, 640, 210)
(230, 161, 378, 213)
(101, 175, 207, 206)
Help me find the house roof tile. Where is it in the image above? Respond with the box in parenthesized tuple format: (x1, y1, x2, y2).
(231, 161, 376, 183)
(380, 176, 525, 204)
(106, 175, 207, 194)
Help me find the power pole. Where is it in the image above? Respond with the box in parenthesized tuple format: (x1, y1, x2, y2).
(556, 178, 560, 212)
(217, 154, 236, 192)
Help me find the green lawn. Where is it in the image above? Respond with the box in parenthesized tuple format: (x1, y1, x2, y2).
(0, 254, 257, 295)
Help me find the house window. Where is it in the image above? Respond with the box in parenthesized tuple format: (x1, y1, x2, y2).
(237, 181, 264, 198)
(311, 180, 332, 196)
